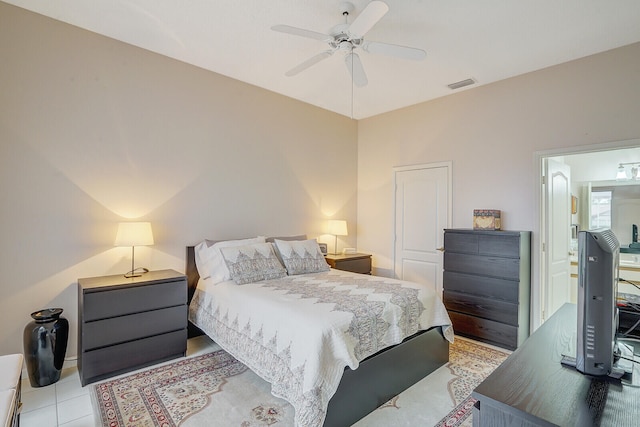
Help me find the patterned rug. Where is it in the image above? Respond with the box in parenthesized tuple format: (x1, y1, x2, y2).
(353, 337, 509, 427)
(433, 339, 509, 427)
(91, 349, 295, 427)
(91, 337, 508, 426)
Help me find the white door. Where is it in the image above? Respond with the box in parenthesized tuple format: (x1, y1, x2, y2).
(543, 158, 572, 320)
(394, 164, 451, 295)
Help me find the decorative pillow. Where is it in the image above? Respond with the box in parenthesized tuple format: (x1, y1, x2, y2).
(194, 236, 266, 283)
(274, 239, 330, 275)
(220, 243, 286, 285)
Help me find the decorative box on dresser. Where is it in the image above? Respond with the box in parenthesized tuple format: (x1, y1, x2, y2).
(78, 269, 188, 386)
(443, 229, 531, 350)
(325, 253, 372, 274)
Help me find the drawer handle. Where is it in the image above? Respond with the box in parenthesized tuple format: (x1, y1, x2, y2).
(437, 247, 445, 252)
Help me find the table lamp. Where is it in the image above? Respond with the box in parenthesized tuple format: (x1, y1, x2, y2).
(327, 219, 348, 255)
(114, 221, 154, 278)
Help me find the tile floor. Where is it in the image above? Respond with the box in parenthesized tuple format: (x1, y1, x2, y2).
(20, 334, 503, 426)
(20, 336, 218, 427)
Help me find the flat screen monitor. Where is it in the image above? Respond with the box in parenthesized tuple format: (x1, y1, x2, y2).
(575, 228, 621, 377)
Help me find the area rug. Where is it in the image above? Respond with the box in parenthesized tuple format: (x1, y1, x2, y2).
(433, 338, 509, 427)
(91, 337, 508, 426)
(354, 337, 509, 427)
(91, 349, 295, 426)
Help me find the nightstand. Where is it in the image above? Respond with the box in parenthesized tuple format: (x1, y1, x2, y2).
(325, 253, 372, 274)
(77, 269, 188, 386)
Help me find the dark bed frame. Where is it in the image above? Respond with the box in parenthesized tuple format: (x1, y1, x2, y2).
(186, 246, 449, 427)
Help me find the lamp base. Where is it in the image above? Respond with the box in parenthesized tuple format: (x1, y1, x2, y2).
(124, 272, 142, 278)
(124, 267, 149, 278)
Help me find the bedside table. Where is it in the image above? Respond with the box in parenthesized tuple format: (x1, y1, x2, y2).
(77, 269, 188, 386)
(325, 253, 372, 274)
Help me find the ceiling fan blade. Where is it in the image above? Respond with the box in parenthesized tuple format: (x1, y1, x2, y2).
(362, 41, 426, 61)
(271, 24, 332, 42)
(347, 1, 389, 39)
(345, 52, 368, 87)
(285, 50, 334, 77)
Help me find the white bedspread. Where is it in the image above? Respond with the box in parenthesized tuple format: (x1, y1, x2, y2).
(188, 269, 453, 427)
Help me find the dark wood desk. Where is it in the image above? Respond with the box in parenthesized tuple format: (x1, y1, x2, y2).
(472, 303, 640, 426)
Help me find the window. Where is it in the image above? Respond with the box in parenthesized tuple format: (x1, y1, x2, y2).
(590, 190, 612, 229)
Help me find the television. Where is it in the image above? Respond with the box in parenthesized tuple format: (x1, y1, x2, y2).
(574, 228, 627, 378)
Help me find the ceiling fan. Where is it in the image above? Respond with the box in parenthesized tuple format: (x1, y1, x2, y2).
(271, 1, 426, 87)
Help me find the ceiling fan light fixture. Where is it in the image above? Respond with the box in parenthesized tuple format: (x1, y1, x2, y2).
(448, 78, 476, 90)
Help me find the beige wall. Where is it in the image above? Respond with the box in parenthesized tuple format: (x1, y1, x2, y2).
(0, 3, 358, 357)
(2, 1, 640, 359)
(357, 42, 640, 325)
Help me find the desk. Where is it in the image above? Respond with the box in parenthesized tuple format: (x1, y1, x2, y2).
(472, 303, 640, 426)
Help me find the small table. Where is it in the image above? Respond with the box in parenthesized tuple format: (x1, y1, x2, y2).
(472, 303, 640, 426)
(77, 269, 188, 385)
(325, 253, 372, 274)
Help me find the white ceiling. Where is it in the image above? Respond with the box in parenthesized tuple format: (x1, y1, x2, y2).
(5, 0, 640, 119)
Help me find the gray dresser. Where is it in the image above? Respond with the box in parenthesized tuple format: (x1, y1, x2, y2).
(78, 269, 188, 386)
(443, 229, 531, 350)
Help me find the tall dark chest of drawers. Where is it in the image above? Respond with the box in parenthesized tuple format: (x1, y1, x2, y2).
(443, 229, 531, 350)
(78, 269, 188, 386)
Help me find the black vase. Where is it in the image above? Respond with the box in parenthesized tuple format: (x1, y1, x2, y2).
(23, 308, 69, 387)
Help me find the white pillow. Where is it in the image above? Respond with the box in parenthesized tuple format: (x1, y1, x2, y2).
(194, 236, 266, 282)
(274, 239, 330, 275)
(220, 242, 286, 285)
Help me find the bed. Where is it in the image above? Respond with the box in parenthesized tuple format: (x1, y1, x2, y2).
(186, 237, 453, 426)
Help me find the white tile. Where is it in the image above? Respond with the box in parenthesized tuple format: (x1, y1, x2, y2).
(20, 376, 45, 394)
(56, 372, 88, 403)
(57, 366, 80, 384)
(57, 394, 93, 425)
(186, 335, 218, 356)
(21, 385, 57, 413)
(20, 404, 58, 427)
(59, 414, 97, 427)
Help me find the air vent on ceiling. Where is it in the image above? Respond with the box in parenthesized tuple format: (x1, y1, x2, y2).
(448, 78, 476, 90)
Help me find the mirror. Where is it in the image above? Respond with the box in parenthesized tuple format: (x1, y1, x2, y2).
(559, 146, 640, 251)
(590, 184, 640, 248)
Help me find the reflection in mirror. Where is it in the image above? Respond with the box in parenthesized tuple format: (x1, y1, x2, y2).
(592, 185, 640, 247)
(590, 189, 612, 229)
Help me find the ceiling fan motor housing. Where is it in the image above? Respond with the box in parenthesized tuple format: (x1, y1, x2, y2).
(339, 2, 355, 16)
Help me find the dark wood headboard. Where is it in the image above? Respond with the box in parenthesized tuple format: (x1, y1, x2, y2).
(185, 246, 199, 304)
(186, 235, 306, 305)
(185, 246, 203, 337)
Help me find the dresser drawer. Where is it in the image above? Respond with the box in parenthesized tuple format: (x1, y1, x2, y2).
(444, 232, 520, 258)
(443, 271, 519, 302)
(444, 252, 521, 280)
(334, 258, 371, 274)
(80, 329, 187, 385)
(83, 279, 187, 321)
(82, 305, 187, 351)
(444, 290, 518, 325)
(449, 311, 517, 350)
(325, 254, 372, 274)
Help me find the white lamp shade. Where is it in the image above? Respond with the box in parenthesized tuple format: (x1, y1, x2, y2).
(114, 222, 154, 247)
(327, 219, 348, 236)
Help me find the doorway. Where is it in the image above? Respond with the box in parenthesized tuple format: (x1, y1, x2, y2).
(535, 139, 640, 328)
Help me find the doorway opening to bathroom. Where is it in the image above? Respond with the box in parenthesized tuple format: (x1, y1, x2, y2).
(535, 139, 640, 329)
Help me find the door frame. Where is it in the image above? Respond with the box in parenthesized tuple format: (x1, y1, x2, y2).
(392, 161, 452, 285)
(534, 138, 640, 331)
